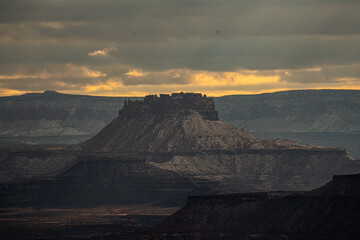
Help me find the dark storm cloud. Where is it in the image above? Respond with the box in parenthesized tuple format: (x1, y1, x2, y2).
(280, 64, 360, 84)
(1, 36, 359, 71)
(1, 0, 360, 42)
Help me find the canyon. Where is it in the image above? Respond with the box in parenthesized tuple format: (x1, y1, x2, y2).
(1, 92, 359, 239)
(1, 93, 358, 207)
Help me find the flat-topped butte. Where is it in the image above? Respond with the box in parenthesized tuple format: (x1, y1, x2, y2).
(120, 92, 219, 120)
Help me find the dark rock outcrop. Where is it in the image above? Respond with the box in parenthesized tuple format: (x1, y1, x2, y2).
(125, 173, 360, 240)
(121, 93, 218, 120)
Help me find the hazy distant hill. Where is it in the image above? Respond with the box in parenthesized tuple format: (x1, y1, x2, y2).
(215, 90, 360, 133)
(0, 90, 359, 158)
(215, 90, 360, 158)
(0, 90, 139, 144)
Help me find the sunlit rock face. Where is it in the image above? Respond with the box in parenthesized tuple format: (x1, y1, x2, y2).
(1, 92, 359, 208)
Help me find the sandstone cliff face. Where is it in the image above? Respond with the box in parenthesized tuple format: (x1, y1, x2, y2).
(131, 173, 360, 240)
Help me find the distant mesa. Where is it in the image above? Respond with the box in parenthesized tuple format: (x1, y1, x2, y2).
(43, 90, 61, 95)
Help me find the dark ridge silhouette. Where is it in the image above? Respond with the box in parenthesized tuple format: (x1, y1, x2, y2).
(118, 173, 360, 240)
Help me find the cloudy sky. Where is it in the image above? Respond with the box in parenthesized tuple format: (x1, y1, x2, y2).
(1, 0, 360, 96)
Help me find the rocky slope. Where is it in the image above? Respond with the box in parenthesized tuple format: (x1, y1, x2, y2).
(124, 173, 360, 240)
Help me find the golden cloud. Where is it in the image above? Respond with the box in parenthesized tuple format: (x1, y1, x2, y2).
(1, 65, 360, 97)
(124, 69, 145, 77)
(191, 71, 279, 86)
(88, 47, 118, 56)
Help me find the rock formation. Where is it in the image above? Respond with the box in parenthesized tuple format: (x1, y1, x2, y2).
(78, 92, 359, 192)
(79, 92, 336, 153)
(127, 173, 360, 240)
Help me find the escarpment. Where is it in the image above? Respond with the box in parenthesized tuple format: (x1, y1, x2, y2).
(132, 173, 360, 240)
(1, 92, 359, 207)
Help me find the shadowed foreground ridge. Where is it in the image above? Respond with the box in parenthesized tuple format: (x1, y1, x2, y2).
(120, 173, 360, 240)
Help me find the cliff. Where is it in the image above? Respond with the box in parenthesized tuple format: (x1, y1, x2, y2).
(121, 93, 218, 120)
(127, 173, 360, 240)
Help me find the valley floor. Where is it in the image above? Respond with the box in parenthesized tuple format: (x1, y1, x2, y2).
(0, 205, 177, 239)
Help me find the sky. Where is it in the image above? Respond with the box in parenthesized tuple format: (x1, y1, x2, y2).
(0, 0, 360, 97)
